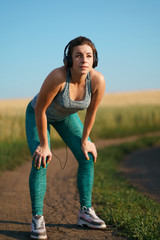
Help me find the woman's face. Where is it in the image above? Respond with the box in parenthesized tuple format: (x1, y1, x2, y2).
(71, 44, 94, 75)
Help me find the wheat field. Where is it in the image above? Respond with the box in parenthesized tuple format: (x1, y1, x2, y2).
(0, 90, 159, 112)
(0, 98, 31, 115)
(0, 90, 160, 141)
(100, 89, 160, 107)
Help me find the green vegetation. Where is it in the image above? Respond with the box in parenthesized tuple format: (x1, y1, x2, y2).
(94, 136, 160, 240)
(92, 105, 160, 139)
(0, 138, 64, 173)
(0, 104, 160, 173)
(1, 105, 160, 142)
(0, 140, 29, 171)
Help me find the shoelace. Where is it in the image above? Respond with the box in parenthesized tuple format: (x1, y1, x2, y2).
(88, 207, 99, 219)
(35, 217, 44, 229)
(81, 206, 99, 219)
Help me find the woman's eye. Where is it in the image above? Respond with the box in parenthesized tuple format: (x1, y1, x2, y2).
(75, 54, 92, 58)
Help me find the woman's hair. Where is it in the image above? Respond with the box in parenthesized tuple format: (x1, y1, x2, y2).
(63, 36, 98, 68)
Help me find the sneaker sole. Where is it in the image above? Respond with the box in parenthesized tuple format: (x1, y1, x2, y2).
(77, 219, 106, 230)
(30, 234, 47, 240)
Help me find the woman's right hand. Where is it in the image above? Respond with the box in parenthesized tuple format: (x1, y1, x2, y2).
(32, 145, 52, 169)
(81, 140, 97, 163)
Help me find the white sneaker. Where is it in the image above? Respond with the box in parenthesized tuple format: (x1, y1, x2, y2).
(77, 206, 106, 229)
(31, 215, 47, 240)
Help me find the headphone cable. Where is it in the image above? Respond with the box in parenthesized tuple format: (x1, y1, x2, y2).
(51, 143, 68, 169)
(51, 69, 72, 170)
(51, 109, 70, 170)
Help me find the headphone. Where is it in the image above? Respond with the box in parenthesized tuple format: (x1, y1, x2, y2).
(63, 40, 98, 68)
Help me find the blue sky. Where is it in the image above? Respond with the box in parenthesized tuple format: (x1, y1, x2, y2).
(1, 0, 160, 99)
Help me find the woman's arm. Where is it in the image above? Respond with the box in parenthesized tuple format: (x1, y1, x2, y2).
(81, 71, 105, 162)
(33, 67, 65, 169)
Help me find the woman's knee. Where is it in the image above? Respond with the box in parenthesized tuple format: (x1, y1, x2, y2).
(76, 152, 94, 168)
(30, 161, 48, 175)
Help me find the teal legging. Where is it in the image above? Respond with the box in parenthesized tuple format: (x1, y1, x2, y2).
(25, 102, 94, 216)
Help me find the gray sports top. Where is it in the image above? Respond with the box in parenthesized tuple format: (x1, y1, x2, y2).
(31, 69, 92, 122)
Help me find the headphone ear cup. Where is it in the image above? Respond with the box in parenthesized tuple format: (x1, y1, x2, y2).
(63, 55, 73, 68)
(63, 56, 73, 68)
(67, 56, 73, 68)
(93, 55, 98, 68)
(63, 56, 68, 67)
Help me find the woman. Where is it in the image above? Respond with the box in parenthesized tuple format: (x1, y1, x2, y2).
(25, 36, 106, 240)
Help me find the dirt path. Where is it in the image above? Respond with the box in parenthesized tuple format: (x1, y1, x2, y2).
(119, 145, 160, 203)
(0, 132, 160, 240)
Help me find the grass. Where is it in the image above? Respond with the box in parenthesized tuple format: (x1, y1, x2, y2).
(100, 90, 160, 107)
(0, 140, 29, 171)
(94, 136, 160, 240)
(92, 105, 160, 139)
(0, 138, 63, 174)
(0, 90, 160, 173)
(1, 104, 160, 143)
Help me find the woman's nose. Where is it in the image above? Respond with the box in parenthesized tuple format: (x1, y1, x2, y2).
(81, 55, 87, 62)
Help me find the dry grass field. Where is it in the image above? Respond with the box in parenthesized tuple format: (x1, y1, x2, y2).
(0, 90, 159, 112)
(100, 89, 160, 107)
(0, 90, 160, 141)
(0, 98, 31, 115)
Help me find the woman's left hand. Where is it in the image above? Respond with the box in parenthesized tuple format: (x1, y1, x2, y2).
(81, 140, 97, 163)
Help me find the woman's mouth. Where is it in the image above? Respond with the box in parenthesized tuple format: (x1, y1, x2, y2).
(80, 66, 88, 69)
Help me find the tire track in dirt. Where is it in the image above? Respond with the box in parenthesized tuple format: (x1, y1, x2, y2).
(0, 132, 160, 240)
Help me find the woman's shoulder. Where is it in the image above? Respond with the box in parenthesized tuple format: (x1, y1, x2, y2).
(89, 69, 105, 92)
(90, 69, 105, 82)
(47, 66, 67, 84)
(37, 66, 68, 96)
